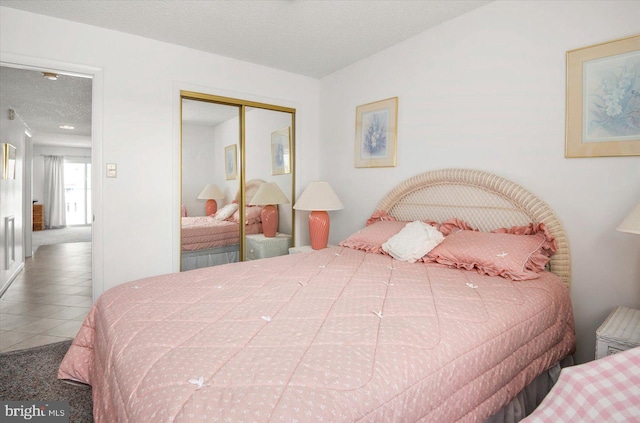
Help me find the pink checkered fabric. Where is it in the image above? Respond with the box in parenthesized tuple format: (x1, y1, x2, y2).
(523, 346, 640, 422)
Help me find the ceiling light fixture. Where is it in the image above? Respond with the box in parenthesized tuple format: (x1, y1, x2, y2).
(59, 125, 75, 130)
(42, 72, 59, 80)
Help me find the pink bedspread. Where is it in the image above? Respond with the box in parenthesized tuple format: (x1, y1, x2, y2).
(59, 247, 575, 422)
(522, 346, 640, 422)
(181, 216, 261, 251)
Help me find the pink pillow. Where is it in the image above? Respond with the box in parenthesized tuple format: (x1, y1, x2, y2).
(366, 210, 398, 226)
(340, 221, 408, 253)
(229, 206, 263, 224)
(425, 225, 556, 281)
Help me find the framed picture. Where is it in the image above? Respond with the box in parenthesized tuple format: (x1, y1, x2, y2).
(2, 143, 17, 180)
(354, 97, 398, 168)
(566, 34, 640, 158)
(224, 144, 237, 180)
(271, 126, 291, 175)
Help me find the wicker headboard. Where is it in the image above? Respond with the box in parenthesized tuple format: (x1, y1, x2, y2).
(235, 179, 266, 204)
(377, 169, 571, 289)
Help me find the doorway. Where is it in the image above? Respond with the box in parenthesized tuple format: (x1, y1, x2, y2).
(0, 64, 96, 350)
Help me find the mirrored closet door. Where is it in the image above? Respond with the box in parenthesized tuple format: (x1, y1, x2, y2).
(180, 92, 295, 271)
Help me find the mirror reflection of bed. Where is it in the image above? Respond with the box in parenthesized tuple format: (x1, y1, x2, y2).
(181, 99, 241, 270)
(180, 96, 295, 271)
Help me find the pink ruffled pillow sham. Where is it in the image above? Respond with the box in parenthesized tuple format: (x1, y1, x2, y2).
(425, 220, 557, 280)
(340, 220, 408, 253)
(229, 206, 263, 224)
(341, 211, 441, 254)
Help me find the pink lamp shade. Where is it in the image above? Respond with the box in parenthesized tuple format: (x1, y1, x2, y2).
(197, 184, 225, 216)
(249, 182, 290, 238)
(293, 181, 344, 250)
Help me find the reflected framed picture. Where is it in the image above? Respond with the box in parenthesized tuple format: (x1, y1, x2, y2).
(566, 34, 640, 157)
(271, 126, 291, 175)
(354, 97, 398, 168)
(2, 143, 17, 180)
(224, 144, 237, 180)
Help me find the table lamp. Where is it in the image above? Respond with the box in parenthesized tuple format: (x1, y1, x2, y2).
(293, 181, 344, 250)
(197, 184, 225, 216)
(617, 202, 640, 235)
(249, 182, 290, 237)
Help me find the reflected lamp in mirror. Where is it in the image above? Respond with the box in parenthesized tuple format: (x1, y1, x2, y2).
(617, 202, 640, 235)
(249, 182, 290, 237)
(293, 181, 344, 250)
(197, 184, 225, 216)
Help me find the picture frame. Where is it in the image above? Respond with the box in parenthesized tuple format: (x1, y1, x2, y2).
(271, 126, 291, 175)
(566, 34, 640, 158)
(224, 144, 237, 180)
(2, 143, 17, 180)
(354, 97, 398, 168)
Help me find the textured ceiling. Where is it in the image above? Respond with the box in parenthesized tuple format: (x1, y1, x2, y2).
(0, 0, 490, 78)
(0, 0, 491, 147)
(0, 66, 93, 146)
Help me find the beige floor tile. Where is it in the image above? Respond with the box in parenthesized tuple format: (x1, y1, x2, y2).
(3, 334, 71, 352)
(75, 298, 94, 307)
(0, 331, 36, 350)
(47, 306, 90, 321)
(0, 313, 40, 331)
(47, 320, 83, 338)
(12, 318, 68, 334)
(0, 241, 92, 349)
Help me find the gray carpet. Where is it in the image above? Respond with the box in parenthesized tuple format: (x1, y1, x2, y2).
(32, 226, 91, 250)
(0, 340, 93, 422)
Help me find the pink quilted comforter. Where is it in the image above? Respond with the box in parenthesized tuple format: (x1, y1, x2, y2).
(181, 216, 261, 251)
(58, 247, 575, 422)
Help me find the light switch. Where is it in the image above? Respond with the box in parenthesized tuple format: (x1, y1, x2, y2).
(106, 163, 117, 178)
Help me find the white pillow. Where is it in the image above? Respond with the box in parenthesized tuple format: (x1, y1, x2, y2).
(213, 203, 239, 221)
(382, 221, 444, 263)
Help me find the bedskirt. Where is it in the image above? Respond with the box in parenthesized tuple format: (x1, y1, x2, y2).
(180, 245, 239, 271)
(486, 356, 573, 423)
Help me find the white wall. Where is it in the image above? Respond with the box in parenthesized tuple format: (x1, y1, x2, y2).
(320, 0, 640, 363)
(0, 107, 26, 291)
(0, 7, 320, 297)
(211, 117, 240, 201)
(182, 123, 216, 216)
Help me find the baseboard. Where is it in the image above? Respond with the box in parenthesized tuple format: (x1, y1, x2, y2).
(0, 262, 24, 298)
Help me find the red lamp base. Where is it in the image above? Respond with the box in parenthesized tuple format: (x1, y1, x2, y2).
(205, 199, 218, 216)
(261, 205, 278, 237)
(309, 210, 330, 250)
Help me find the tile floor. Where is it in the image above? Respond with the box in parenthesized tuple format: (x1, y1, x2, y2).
(0, 242, 92, 352)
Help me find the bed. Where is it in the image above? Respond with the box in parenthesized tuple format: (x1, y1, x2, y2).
(181, 179, 265, 271)
(59, 168, 575, 422)
(522, 346, 640, 422)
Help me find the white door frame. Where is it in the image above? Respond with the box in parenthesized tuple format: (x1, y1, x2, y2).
(0, 52, 104, 301)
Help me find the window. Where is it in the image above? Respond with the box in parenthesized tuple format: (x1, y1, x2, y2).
(64, 158, 91, 225)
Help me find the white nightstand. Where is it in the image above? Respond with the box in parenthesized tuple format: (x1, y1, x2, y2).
(595, 306, 640, 359)
(246, 233, 291, 260)
(288, 245, 336, 254)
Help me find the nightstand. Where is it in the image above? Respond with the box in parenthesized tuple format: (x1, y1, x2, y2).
(32, 204, 44, 231)
(288, 245, 336, 254)
(246, 233, 291, 260)
(595, 306, 640, 359)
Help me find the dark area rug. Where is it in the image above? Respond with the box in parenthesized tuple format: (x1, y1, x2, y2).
(0, 340, 93, 422)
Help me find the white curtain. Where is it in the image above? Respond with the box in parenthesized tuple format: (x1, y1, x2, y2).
(44, 155, 66, 229)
